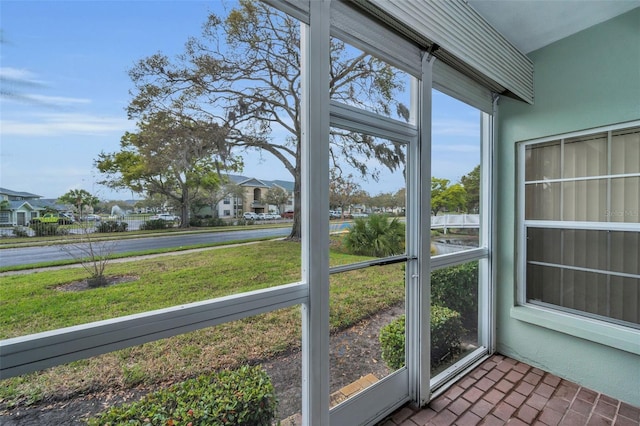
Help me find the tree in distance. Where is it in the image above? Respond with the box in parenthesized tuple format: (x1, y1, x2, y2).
(263, 185, 289, 216)
(96, 112, 241, 227)
(460, 165, 480, 213)
(123, 0, 408, 240)
(431, 177, 467, 216)
(58, 189, 100, 220)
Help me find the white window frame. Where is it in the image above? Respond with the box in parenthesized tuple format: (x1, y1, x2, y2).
(514, 120, 640, 356)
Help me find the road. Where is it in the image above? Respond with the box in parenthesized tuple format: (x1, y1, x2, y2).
(0, 227, 291, 268)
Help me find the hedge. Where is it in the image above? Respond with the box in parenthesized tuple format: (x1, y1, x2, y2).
(88, 365, 277, 426)
(431, 262, 478, 327)
(96, 220, 129, 233)
(379, 305, 464, 370)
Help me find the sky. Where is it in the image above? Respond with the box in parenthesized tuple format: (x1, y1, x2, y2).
(0, 1, 480, 201)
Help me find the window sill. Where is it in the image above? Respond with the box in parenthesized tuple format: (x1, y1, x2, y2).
(510, 305, 640, 356)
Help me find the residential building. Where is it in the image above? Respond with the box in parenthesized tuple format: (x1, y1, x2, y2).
(0, 188, 69, 226)
(198, 174, 295, 218)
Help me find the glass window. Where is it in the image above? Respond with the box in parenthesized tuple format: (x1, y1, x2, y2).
(520, 124, 640, 328)
(431, 90, 482, 254)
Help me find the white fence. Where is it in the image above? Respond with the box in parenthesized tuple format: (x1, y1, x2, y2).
(430, 214, 479, 232)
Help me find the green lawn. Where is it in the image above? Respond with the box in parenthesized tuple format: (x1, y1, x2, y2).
(0, 240, 405, 408)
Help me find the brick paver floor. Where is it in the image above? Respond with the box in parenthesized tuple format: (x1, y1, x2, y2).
(378, 354, 640, 426)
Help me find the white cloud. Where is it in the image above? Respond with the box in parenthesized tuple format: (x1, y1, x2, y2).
(432, 119, 479, 137)
(0, 67, 41, 82)
(23, 94, 91, 105)
(0, 113, 134, 136)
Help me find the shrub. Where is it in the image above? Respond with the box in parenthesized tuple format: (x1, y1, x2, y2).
(191, 217, 226, 227)
(431, 305, 464, 364)
(379, 306, 464, 370)
(30, 223, 58, 237)
(206, 217, 226, 227)
(140, 219, 170, 230)
(344, 214, 405, 257)
(88, 365, 277, 426)
(379, 315, 406, 370)
(431, 262, 478, 326)
(12, 226, 29, 237)
(96, 220, 128, 233)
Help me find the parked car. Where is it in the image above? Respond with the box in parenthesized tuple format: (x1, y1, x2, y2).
(271, 213, 282, 220)
(351, 213, 369, 218)
(329, 210, 342, 219)
(80, 214, 101, 222)
(29, 213, 75, 225)
(150, 213, 179, 221)
(282, 211, 295, 219)
(243, 212, 258, 220)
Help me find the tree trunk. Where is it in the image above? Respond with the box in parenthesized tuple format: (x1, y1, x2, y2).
(286, 169, 301, 241)
(180, 188, 190, 228)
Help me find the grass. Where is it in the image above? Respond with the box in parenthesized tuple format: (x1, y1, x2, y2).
(0, 239, 405, 408)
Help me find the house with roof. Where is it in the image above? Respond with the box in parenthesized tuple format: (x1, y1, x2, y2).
(0, 188, 70, 226)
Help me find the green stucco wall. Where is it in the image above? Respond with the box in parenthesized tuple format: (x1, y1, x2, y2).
(495, 8, 640, 405)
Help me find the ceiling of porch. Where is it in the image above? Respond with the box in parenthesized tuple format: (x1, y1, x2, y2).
(467, 1, 639, 54)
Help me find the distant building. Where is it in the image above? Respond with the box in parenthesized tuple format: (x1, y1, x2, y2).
(0, 188, 69, 226)
(196, 175, 294, 218)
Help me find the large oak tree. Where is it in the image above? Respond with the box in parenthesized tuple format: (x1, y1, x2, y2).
(124, 0, 407, 240)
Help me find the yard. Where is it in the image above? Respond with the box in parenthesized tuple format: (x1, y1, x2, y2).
(0, 240, 405, 416)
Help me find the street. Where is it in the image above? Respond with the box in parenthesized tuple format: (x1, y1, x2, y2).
(0, 227, 291, 268)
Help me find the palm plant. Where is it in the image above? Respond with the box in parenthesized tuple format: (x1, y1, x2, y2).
(344, 214, 405, 257)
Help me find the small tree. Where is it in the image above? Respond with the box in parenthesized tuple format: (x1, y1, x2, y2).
(59, 224, 116, 287)
(58, 189, 100, 220)
(329, 170, 362, 217)
(263, 185, 289, 214)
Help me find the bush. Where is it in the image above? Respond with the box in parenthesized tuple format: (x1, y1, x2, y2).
(190, 217, 226, 227)
(96, 220, 128, 233)
(88, 365, 277, 426)
(379, 315, 406, 370)
(431, 305, 464, 364)
(431, 262, 478, 326)
(30, 223, 59, 237)
(12, 226, 29, 237)
(140, 219, 170, 230)
(344, 214, 405, 257)
(379, 306, 464, 370)
(206, 217, 226, 227)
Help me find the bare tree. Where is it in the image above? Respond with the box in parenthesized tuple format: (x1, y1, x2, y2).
(59, 224, 116, 287)
(125, 0, 407, 240)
